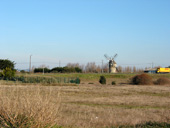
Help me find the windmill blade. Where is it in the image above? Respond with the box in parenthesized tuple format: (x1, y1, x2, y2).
(104, 54, 110, 60)
(113, 54, 118, 59)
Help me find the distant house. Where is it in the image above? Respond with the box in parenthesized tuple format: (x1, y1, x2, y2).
(144, 68, 157, 73)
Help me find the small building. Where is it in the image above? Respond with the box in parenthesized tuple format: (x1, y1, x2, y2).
(144, 68, 157, 74)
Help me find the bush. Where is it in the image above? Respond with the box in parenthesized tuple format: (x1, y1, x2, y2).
(131, 73, 153, 85)
(1, 67, 16, 80)
(70, 78, 80, 84)
(111, 81, 116, 85)
(99, 76, 106, 85)
(75, 78, 81, 84)
(155, 77, 170, 85)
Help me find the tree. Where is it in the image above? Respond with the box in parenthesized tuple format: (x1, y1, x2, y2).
(117, 66, 122, 73)
(133, 66, 137, 73)
(0, 59, 15, 70)
(1, 67, 15, 80)
(85, 62, 97, 73)
(34, 68, 50, 73)
(75, 67, 82, 73)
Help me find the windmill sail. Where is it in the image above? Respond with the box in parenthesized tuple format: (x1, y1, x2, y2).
(104, 53, 118, 73)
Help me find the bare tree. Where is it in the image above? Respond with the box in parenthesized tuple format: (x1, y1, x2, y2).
(96, 65, 102, 73)
(117, 66, 122, 73)
(85, 62, 97, 73)
(66, 63, 85, 72)
(124, 66, 132, 73)
(103, 64, 108, 73)
(66, 63, 80, 68)
(38, 64, 49, 69)
(133, 66, 137, 73)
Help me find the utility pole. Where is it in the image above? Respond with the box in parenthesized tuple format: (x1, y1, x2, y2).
(29, 55, 32, 73)
(43, 66, 44, 75)
(102, 60, 103, 73)
(59, 60, 61, 67)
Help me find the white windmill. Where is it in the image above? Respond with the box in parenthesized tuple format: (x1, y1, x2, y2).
(104, 54, 118, 73)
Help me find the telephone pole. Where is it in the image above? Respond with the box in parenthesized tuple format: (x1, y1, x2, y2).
(102, 60, 103, 73)
(59, 60, 61, 67)
(29, 55, 32, 73)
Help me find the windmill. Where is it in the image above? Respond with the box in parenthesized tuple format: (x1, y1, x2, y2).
(104, 54, 118, 73)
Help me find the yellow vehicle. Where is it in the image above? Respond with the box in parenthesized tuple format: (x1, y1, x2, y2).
(156, 68, 170, 73)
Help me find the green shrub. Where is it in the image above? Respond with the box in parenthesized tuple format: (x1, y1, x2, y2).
(75, 78, 80, 84)
(131, 73, 152, 85)
(20, 70, 26, 73)
(155, 77, 170, 85)
(99, 76, 106, 85)
(1, 67, 15, 80)
(70, 78, 80, 84)
(111, 81, 116, 85)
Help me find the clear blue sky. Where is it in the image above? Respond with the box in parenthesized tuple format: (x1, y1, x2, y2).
(0, 0, 170, 69)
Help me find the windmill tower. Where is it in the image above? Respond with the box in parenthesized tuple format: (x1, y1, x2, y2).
(104, 54, 118, 73)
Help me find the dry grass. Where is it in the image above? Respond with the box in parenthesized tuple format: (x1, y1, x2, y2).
(56, 85, 170, 127)
(0, 85, 60, 128)
(0, 84, 170, 128)
(155, 77, 170, 85)
(131, 73, 153, 85)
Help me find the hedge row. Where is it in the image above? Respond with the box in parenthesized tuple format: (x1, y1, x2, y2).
(34, 67, 82, 73)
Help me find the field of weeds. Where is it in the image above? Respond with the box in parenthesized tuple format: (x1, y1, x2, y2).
(0, 82, 170, 128)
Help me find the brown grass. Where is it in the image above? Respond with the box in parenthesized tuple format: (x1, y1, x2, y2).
(0, 84, 170, 128)
(155, 77, 170, 85)
(131, 73, 153, 85)
(57, 85, 170, 127)
(0, 85, 60, 128)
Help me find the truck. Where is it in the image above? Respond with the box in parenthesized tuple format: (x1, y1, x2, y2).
(156, 68, 170, 73)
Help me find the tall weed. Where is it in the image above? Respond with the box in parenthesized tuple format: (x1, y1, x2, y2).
(0, 86, 60, 128)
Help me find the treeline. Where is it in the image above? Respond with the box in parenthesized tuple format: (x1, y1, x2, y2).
(0, 59, 15, 70)
(33, 62, 144, 73)
(34, 67, 82, 73)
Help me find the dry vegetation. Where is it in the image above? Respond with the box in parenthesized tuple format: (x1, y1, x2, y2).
(155, 77, 170, 85)
(131, 73, 153, 85)
(1, 83, 170, 128)
(0, 85, 60, 128)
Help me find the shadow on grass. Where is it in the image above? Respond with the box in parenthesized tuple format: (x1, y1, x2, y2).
(109, 122, 170, 128)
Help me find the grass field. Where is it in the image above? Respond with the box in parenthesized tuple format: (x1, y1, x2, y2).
(16, 72, 170, 85)
(0, 73, 170, 128)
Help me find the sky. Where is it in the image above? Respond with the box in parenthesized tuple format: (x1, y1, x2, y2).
(0, 0, 170, 69)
